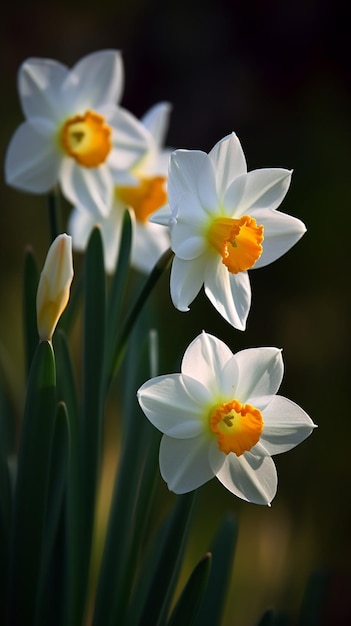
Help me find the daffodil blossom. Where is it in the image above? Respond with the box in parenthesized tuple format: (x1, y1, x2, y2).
(152, 132, 306, 330)
(137, 331, 316, 505)
(68, 102, 171, 273)
(5, 50, 150, 216)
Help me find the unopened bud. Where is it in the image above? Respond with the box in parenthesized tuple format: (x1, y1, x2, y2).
(36, 234, 74, 341)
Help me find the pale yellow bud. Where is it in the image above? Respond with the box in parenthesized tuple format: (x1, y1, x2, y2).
(36, 234, 74, 341)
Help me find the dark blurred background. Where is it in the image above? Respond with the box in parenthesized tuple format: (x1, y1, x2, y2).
(1, 0, 350, 624)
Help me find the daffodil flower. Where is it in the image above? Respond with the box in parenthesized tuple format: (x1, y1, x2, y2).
(68, 102, 171, 273)
(36, 233, 74, 342)
(152, 133, 306, 330)
(5, 50, 149, 216)
(137, 331, 316, 505)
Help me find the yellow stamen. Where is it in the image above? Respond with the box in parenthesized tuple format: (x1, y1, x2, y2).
(116, 176, 167, 223)
(207, 215, 264, 273)
(210, 399, 263, 456)
(61, 110, 112, 168)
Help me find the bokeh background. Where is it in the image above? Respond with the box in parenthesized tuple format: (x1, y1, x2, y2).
(1, 0, 350, 624)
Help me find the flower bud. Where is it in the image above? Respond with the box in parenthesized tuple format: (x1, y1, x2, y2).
(36, 234, 74, 341)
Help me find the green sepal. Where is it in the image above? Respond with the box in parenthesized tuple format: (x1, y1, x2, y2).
(23, 247, 39, 376)
(166, 553, 212, 626)
(194, 515, 238, 626)
(7, 340, 56, 625)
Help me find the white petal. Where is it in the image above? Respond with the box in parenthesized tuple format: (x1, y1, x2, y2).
(18, 57, 68, 121)
(159, 435, 223, 493)
(234, 347, 284, 402)
(132, 220, 170, 274)
(181, 332, 234, 396)
(60, 159, 113, 216)
(204, 260, 251, 330)
(232, 168, 292, 216)
(62, 50, 124, 111)
(168, 150, 218, 213)
(149, 205, 172, 226)
(260, 395, 317, 455)
(5, 120, 61, 192)
(249, 208, 306, 269)
(215, 451, 277, 505)
(141, 102, 172, 147)
(137, 374, 206, 438)
(107, 106, 149, 174)
(171, 193, 208, 259)
(68, 206, 96, 251)
(170, 255, 205, 311)
(208, 133, 247, 201)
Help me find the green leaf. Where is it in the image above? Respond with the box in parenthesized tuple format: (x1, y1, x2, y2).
(110, 246, 173, 380)
(194, 515, 238, 626)
(75, 226, 106, 620)
(82, 226, 105, 511)
(23, 247, 39, 376)
(7, 340, 57, 625)
(93, 327, 161, 626)
(136, 491, 197, 626)
(35, 402, 70, 626)
(297, 569, 331, 626)
(166, 553, 212, 626)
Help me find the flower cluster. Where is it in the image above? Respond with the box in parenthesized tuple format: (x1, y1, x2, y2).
(5, 50, 315, 507)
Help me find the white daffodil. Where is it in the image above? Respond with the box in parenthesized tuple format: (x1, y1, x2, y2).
(68, 102, 171, 273)
(5, 50, 149, 216)
(137, 331, 316, 505)
(152, 132, 306, 330)
(36, 233, 74, 342)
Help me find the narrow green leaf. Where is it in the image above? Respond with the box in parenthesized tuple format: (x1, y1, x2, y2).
(53, 329, 78, 425)
(82, 225, 105, 508)
(78, 226, 106, 618)
(23, 247, 39, 376)
(194, 515, 238, 626)
(93, 326, 160, 626)
(297, 569, 331, 626)
(107, 209, 133, 335)
(59, 270, 82, 336)
(0, 453, 12, 624)
(256, 609, 277, 626)
(110, 246, 174, 380)
(35, 402, 70, 626)
(166, 553, 212, 626)
(136, 491, 197, 626)
(7, 340, 56, 625)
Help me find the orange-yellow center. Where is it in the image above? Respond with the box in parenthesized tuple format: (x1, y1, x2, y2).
(207, 215, 264, 273)
(116, 176, 167, 223)
(210, 399, 263, 456)
(61, 110, 112, 168)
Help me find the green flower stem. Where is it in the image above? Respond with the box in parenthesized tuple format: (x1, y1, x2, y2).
(23, 248, 40, 376)
(107, 246, 174, 387)
(47, 188, 62, 243)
